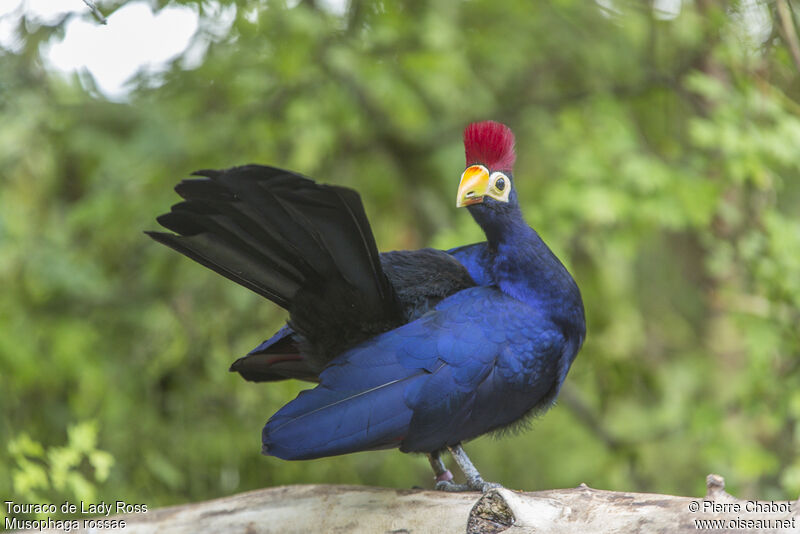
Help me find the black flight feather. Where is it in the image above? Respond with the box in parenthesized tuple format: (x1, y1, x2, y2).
(148, 164, 404, 369)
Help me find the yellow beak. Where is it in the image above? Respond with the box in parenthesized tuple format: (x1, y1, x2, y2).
(456, 165, 490, 208)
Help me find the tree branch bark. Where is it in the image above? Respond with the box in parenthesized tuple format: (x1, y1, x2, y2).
(21, 474, 798, 534)
(81, 0, 107, 24)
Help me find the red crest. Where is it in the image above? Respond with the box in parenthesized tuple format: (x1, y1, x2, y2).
(463, 121, 516, 171)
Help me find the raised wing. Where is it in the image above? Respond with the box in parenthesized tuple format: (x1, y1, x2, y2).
(232, 247, 476, 382)
(147, 165, 403, 368)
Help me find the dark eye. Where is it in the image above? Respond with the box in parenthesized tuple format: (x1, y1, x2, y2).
(495, 177, 506, 191)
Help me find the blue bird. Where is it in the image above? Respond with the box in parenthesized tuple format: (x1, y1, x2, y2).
(147, 121, 586, 491)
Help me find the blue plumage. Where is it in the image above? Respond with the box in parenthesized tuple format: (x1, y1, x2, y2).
(447, 242, 494, 286)
(263, 287, 568, 459)
(149, 120, 586, 490)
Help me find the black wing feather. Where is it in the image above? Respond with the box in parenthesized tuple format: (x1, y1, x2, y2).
(148, 164, 403, 368)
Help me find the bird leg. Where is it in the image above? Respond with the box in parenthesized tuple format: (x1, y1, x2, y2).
(427, 450, 454, 483)
(433, 443, 502, 493)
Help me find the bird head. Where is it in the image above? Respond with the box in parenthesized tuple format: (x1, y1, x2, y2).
(456, 121, 516, 210)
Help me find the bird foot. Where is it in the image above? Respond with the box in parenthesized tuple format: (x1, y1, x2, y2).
(475, 480, 503, 493)
(429, 444, 502, 493)
(435, 469, 454, 483)
(435, 480, 471, 492)
(435, 477, 502, 493)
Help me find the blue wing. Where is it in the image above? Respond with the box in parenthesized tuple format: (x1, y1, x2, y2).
(233, 247, 477, 382)
(262, 286, 570, 459)
(448, 242, 493, 285)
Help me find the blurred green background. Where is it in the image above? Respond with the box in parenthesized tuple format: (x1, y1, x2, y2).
(2, 0, 800, 520)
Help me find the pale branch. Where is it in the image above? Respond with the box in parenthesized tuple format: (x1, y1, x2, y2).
(81, 0, 107, 25)
(22, 474, 799, 534)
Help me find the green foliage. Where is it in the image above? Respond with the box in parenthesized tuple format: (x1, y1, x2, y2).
(3, 422, 113, 523)
(1, 0, 799, 512)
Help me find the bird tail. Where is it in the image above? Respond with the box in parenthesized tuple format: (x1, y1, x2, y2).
(147, 165, 402, 370)
(226, 324, 316, 383)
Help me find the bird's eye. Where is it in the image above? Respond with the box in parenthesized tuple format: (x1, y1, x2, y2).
(487, 171, 511, 203)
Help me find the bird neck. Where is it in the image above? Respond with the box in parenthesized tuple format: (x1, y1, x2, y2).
(479, 207, 583, 329)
